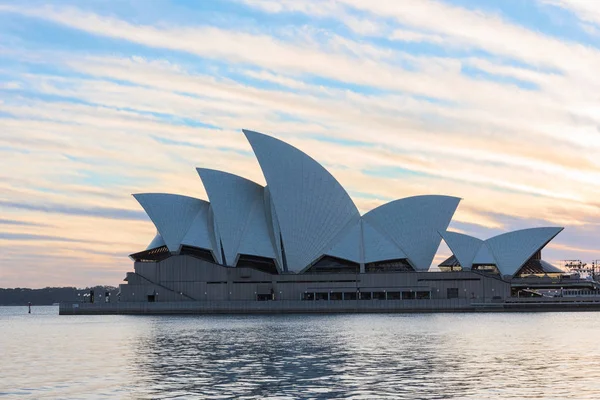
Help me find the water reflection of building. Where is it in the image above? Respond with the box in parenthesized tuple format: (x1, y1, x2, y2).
(113, 130, 597, 310)
(132, 315, 476, 398)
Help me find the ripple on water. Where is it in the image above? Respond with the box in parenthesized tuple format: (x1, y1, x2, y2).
(1, 308, 600, 399)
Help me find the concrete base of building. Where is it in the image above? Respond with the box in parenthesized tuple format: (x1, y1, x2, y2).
(59, 297, 600, 315)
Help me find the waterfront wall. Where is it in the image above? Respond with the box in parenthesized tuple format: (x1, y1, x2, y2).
(61, 298, 479, 315)
(60, 296, 600, 315)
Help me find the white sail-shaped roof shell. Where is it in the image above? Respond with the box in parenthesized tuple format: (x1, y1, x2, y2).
(472, 243, 495, 265)
(539, 260, 564, 274)
(134, 193, 208, 253)
(237, 195, 279, 265)
(208, 206, 223, 264)
(440, 227, 563, 277)
(485, 227, 563, 277)
(439, 231, 483, 271)
(362, 219, 407, 264)
(324, 218, 414, 265)
(133, 130, 567, 279)
(146, 232, 166, 250)
(363, 195, 460, 270)
(244, 129, 361, 272)
(197, 168, 278, 267)
(323, 220, 362, 264)
(263, 187, 284, 270)
(180, 202, 222, 263)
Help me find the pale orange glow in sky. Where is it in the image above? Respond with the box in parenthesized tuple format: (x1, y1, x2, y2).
(1, 0, 600, 287)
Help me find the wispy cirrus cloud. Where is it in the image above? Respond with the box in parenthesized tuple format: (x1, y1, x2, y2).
(541, 0, 600, 26)
(0, 218, 49, 227)
(0, 232, 91, 243)
(0, 200, 148, 221)
(0, 0, 599, 287)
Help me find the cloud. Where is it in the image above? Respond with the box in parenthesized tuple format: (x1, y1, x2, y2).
(541, 0, 600, 27)
(1, 0, 600, 287)
(0, 218, 49, 227)
(0, 232, 90, 243)
(390, 29, 446, 44)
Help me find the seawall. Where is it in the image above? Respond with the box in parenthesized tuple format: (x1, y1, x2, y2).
(59, 297, 600, 315)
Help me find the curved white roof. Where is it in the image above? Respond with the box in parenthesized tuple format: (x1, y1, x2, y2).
(539, 260, 564, 274)
(133, 193, 208, 253)
(439, 231, 483, 271)
(244, 129, 360, 272)
(472, 242, 495, 265)
(363, 195, 460, 270)
(323, 220, 362, 264)
(263, 187, 284, 270)
(180, 202, 221, 262)
(237, 193, 279, 265)
(198, 168, 278, 267)
(441, 227, 563, 277)
(362, 219, 407, 264)
(146, 232, 166, 250)
(324, 217, 418, 265)
(133, 130, 566, 278)
(486, 227, 563, 277)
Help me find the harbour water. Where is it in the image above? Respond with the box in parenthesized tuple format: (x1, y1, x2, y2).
(1, 306, 600, 399)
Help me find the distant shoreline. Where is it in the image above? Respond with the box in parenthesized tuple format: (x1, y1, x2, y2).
(0, 286, 118, 307)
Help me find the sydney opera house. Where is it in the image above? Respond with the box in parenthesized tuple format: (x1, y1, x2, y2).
(100, 129, 579, 313)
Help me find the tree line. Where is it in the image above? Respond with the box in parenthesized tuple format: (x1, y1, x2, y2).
(0, 286, 119, 305)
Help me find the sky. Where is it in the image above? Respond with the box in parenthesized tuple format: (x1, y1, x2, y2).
(1, 0, 600, 288)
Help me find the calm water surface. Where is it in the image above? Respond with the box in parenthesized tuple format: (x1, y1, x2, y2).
(1, 306, 600, 399)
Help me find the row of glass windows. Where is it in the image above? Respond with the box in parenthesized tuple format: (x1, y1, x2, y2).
(563, 290, 600, 296)
(301, 291, 431, 301)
